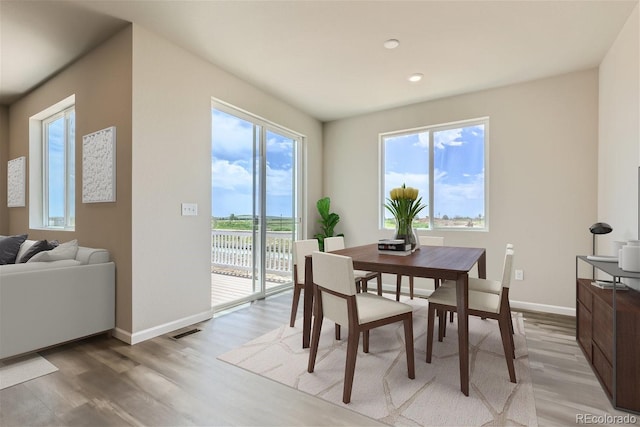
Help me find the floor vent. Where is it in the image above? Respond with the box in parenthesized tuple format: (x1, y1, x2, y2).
(171, 328, 201, 340)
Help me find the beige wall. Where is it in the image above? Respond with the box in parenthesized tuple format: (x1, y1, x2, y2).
(324, 70, 599, 313)
(599, 4, 639, 245)
(598, 4, 639, 289)
(7, 27, 134, 331)
(128, 25, 323, 341)
(0, 106, 8, 234)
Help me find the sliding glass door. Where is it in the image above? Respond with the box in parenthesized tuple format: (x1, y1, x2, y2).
(211, 102, 301, 310)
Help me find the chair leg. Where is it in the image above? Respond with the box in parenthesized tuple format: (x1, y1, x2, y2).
(289, 285, 302, 327)
(498, 313, 517, 383)
(343, 327, 360, 404)
(403, 314, 415, 379)
(409, 276, 414, 299)
(395, 275, 402, 301)
(363, 330, 369, 353)
(426, 303, 435, 363)
(376, 273, 383, 296)
(508, 300, 514, 334)
(449, 311, 454, 323)
(438, 309, 445, 341)
(335, 323, 341, 340)
(307, 312, 323, 373)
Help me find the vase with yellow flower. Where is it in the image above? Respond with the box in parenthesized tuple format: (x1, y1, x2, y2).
(385, 183, 426, 250)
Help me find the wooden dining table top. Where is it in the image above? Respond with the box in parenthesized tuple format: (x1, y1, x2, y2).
(327, 243, 486, 280)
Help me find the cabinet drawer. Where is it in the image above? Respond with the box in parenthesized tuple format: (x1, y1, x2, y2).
(593, 344, 613, 398)
(577, 281, 592, 309)
(592, 297, 613, 363)
(577, 300, 592, 361)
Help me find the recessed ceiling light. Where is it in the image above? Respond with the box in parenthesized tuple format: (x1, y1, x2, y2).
(384, 39, 400, 49)
(408, 73, 424, 82)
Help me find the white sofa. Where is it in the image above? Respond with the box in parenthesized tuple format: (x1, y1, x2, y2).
(0, 239, 115, 360)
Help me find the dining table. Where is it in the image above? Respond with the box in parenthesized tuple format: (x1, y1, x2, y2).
(302, 243, 486, 397)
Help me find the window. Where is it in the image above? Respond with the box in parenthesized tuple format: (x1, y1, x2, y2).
(381, 118, 488, 230)
(29, 95, 76, 230)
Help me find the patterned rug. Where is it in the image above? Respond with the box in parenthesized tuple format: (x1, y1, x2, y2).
(219, 297, 537, 426)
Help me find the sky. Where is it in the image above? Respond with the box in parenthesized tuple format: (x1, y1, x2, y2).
(212, 109, 484, 220)
(384, 124, 485, 219)
(47, 112, 75, 219)
(211, 109, 294, 218)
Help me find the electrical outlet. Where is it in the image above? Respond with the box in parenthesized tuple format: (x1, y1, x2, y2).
(515, 269, 524, 280)
(181, 203, 198, 216)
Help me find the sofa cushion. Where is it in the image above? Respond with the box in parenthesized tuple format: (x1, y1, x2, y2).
(18, 240, 57, 263)
(0, 234, 28, 265)
(0, 259, 82, 274)
(28, 239, 78, 263)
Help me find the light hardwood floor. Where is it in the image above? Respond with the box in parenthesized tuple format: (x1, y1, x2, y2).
(1, 292, 638, 426)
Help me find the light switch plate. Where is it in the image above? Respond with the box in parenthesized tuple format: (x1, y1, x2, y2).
(181, 203, 198, 216)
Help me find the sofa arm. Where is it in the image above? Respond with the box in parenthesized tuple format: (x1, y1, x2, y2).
(76, 247, 110, 264)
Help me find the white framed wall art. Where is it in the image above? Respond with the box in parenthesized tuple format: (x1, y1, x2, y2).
(82, 126, 116, 203)
(7, 156, 26, 207)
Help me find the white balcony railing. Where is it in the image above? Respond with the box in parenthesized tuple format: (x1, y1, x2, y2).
(211, 230, 293, 275)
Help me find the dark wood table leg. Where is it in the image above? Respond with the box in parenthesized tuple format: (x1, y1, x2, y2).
(456, 273, 469, 396)
(478, 250, 487, 279)
(303, 256, 313, 348)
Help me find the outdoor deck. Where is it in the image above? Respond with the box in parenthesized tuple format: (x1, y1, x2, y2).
(211, 270, 291, 308)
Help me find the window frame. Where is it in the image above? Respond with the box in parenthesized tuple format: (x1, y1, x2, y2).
(29, 95, 76, 231)
(379, 117, 489, 232)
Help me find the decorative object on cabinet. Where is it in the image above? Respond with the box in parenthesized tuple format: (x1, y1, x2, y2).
(82, 126, 116, 203)
(7, 156, 26, 208)
(576, 256, 640, 414)
(589, 222, 613, 279)
(589, 222, 613, 255)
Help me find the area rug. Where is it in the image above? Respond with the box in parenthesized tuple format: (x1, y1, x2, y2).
(0, 353, 58, 390)
(219, 297, 538, 426)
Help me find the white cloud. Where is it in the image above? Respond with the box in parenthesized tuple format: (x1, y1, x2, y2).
(211, 157, 252, 191)
(435, 128, 464, 149)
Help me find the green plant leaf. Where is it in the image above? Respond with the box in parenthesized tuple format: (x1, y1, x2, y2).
(316, 197, 331, 220)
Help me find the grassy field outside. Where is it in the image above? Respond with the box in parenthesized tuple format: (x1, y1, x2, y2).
(212, 215, 485, 232)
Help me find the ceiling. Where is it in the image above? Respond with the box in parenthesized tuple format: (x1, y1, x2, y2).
(1, 0, 637, 122)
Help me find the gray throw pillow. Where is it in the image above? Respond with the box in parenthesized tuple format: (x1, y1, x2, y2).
(18, 239, 56, 263)
(0, 234, 28, 265)
(28, 239, 78, 262)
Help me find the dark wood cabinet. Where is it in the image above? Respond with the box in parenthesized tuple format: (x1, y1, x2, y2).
(576, 278, 640, 413)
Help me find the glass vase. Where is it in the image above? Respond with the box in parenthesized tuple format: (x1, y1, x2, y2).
(393, 217, 418, 250)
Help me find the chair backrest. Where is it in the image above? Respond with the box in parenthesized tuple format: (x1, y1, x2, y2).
(323, 236, 345, 252)
(501, 244, 515, 289)
(419, 236, 444, 246)
(294, 239, 319, 285)
(498, 245, 515, 312)
(312, 251, 357, 326)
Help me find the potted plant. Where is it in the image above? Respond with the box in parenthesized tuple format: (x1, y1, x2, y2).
(314, 197, 343, 251)
(385, 183, 426, 250)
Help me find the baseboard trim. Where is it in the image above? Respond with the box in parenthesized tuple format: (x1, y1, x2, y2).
(385, 284, 576, 317)
(111, 309, 214, 345)
(511, 300, 575, 317)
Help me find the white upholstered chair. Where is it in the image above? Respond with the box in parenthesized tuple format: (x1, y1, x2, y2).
(426, 246, 516, 382)
(307, 251, 415, 404)
(442, 243, 515, 333)
(290, 239, 319, 327)
(395, 235, 445, 300)
(324, 236, 382, 295)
